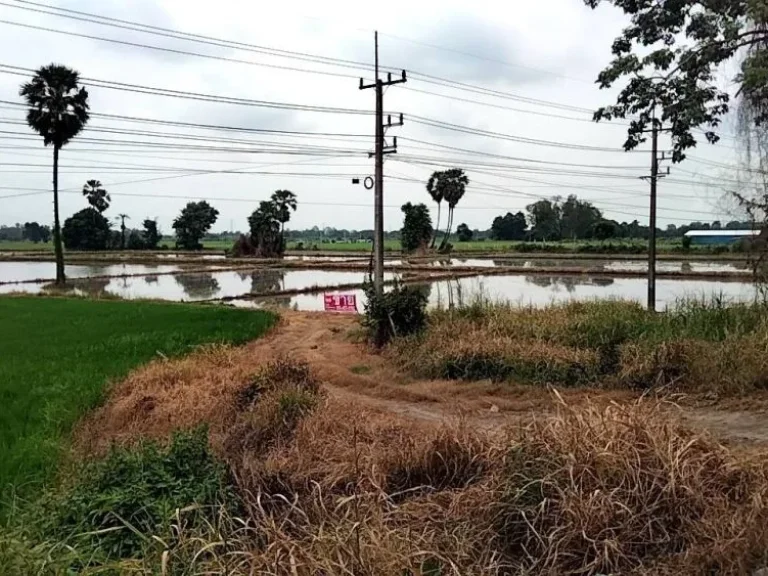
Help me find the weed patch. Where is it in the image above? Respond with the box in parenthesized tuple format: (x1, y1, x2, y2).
(4, 428, 234, 571)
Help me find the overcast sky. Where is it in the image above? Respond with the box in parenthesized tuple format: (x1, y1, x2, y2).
(0, 0, 750, 234)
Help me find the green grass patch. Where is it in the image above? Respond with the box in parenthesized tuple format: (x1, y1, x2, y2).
(0, 297, 276, 512)
(0, 241, 52, 251)
(285, 238, 732, 255)
(350, 364, 372, 375)
(1, 427, 236, 573)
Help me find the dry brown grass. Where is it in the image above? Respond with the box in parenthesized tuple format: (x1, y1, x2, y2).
(116, 394, 768, 576)
(55, 308, 768, 574)
(41, 341, 768, 575)
(395, 299, 768, 396)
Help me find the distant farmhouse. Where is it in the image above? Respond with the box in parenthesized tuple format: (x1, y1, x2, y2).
(683, 229, 761, 246)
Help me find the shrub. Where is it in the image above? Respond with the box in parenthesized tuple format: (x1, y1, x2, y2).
(29, 427, 233, 563)
(363, 279, 428, 346)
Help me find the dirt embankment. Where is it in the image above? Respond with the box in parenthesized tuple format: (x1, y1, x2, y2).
(75, 311, 768, 454)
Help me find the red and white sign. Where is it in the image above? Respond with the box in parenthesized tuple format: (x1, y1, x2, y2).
(324, 293, 358, 313)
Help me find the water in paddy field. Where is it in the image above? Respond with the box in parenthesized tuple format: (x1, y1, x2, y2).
(238, 274, 760, 312)
(155, 254, 226, 261)
(387, 257, 751, 274)
(0, 266, 386, 301)
(0, 261, 182, 285)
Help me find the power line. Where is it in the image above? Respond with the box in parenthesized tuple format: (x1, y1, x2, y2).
(400, 85, 627, 126)
(0, 118, 370, 150)
(408, 115, 646, 153)
(0, 64, 379, 116)
(0, 131, 368, 156)
(4, 0, 380, 72)
(0, 17, 362, 80)
(398, 137, 646, 170)
(0, 99, 372, 139)
(0, 0, 602, 116)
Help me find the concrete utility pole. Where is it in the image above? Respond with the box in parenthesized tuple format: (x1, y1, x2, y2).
(643, 110, 669, 312)
(359, 31, 406, 294)
(648, 120, 659, 311)
(117, 213, 130, 250)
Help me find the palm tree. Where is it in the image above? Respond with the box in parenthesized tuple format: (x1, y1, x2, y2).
(20, 64, 90, 284)
(429, 169, 469, 251)
(426, 174, 443, 249)
(442, 169, 469, 250)
(270, 189, 297, 244)
(82, 180, 110, 213)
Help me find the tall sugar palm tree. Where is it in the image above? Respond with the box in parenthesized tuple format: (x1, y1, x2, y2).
(270, 189, 297, 245)
(426, 174, 444, 249)
(20, 64, 90, 284)
(82, 180, 110, 213)
(442, 169, 469, 250)
(429, 169, 469, 251)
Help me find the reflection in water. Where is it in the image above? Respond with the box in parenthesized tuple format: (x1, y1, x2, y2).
(144, 275, 159, 284)
(242, 269, 292, 308)
(525, 275, 614, 292)
(434, 278, 466, 308)
(174, 273, 221, 299)
(42, 277, 111, 297)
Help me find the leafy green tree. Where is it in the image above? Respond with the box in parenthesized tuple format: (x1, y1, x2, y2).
(456, 223, 473, 242)
(126, 230, 145, 250)
(400, 202, 433, 253)
(20, 64, 90, 284)
(270, 190, 297, 244)
(526, 199, 562, 241)
(560, 195, 602, 240)
(582, 0, 768, 162)
(491, 211, 528, 241)
(592, 220, 617, 241)
(248, 200, 283, 257)
(82, 180, 110, 213)
(142, 219, 160, 249)
(62, 208, 111, 250)
(172, 201, 219, 250)
(22, 222, 46, 243)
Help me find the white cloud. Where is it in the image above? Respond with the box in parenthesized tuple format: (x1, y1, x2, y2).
(0, 0, 746, 234)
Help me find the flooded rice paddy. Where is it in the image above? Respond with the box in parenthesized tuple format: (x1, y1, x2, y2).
(238, 274, 759, 312)
(0, 259, 758, 310)
(0, 267, 384, 301)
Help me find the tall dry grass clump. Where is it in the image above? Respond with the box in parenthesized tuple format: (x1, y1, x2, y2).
(499, 400, 768, 575)
(394, 298, 768, 395)
(8, 360, 768, 575)
(95, 397, 768, 576)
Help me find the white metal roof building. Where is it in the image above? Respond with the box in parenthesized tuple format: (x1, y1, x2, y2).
(683, 229, 760, 245)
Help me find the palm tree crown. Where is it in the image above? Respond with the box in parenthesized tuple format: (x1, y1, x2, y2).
(19, 64, 90, 147)
(271, 190, 297, 225)
(82, 179, 110, 213)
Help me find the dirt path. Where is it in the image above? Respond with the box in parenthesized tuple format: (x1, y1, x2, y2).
(76, 311, 768, 451)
